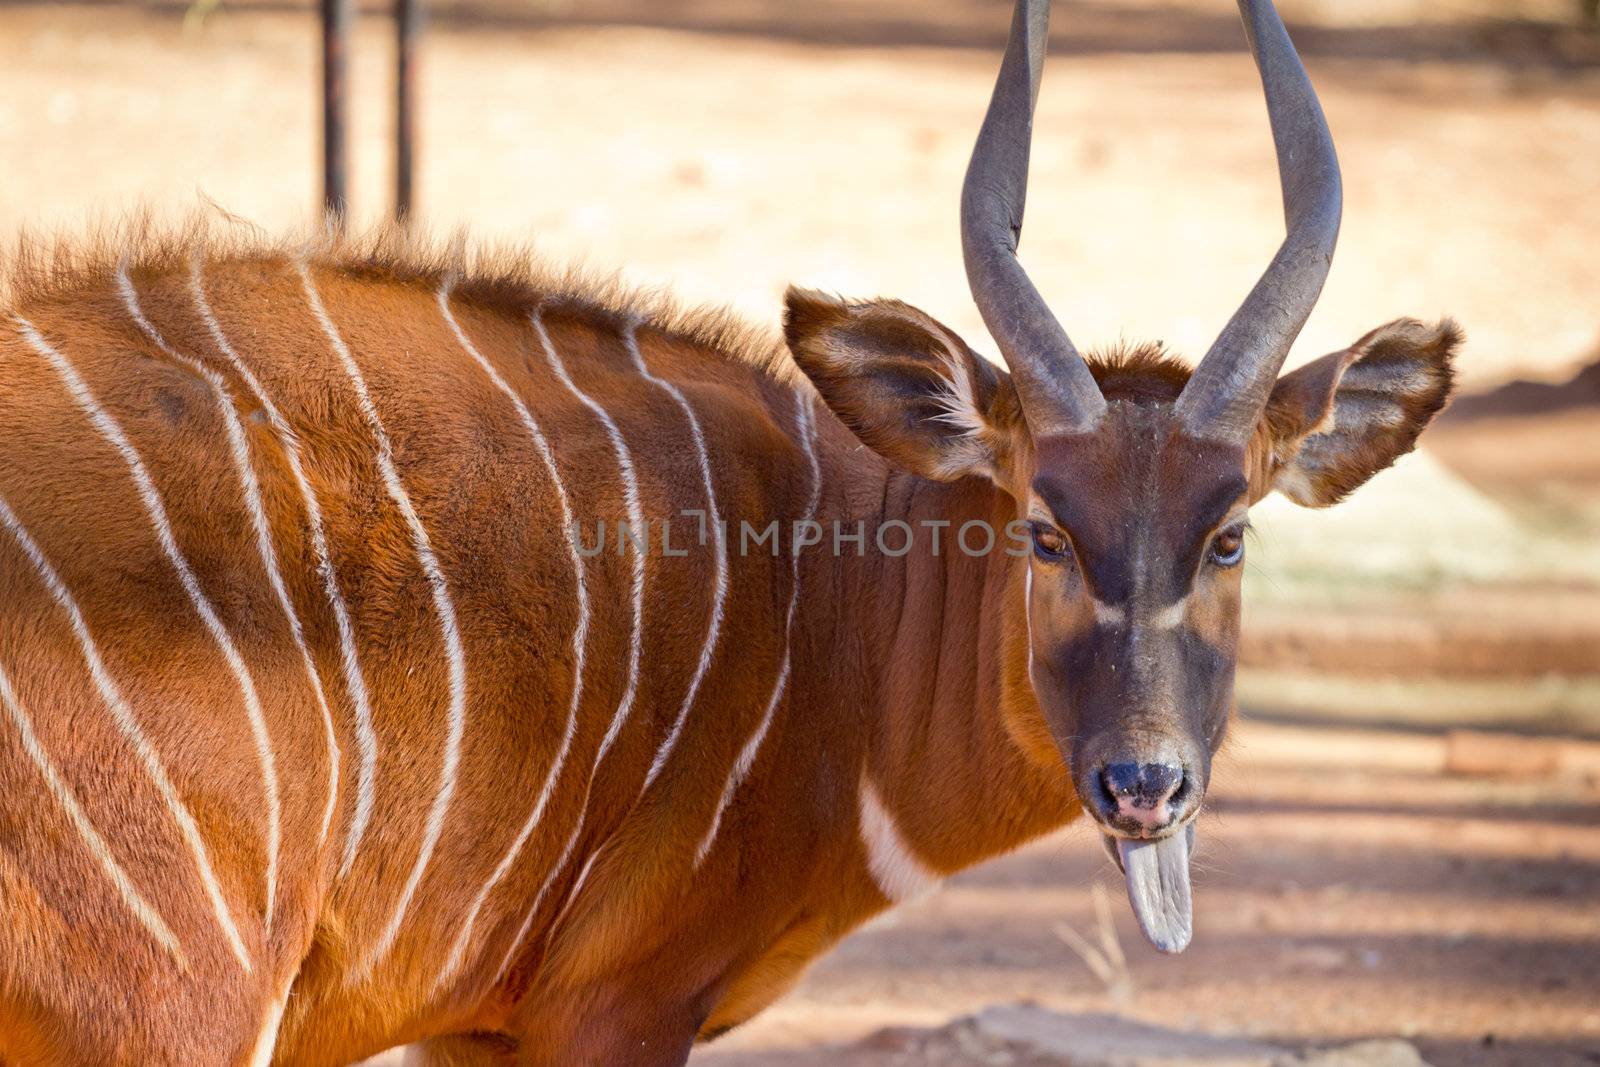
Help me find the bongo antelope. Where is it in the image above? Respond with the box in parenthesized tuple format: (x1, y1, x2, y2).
(0, 0, 1456, 1062)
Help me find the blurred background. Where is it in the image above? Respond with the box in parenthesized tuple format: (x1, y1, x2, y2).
(3, 1, 1597, 1064)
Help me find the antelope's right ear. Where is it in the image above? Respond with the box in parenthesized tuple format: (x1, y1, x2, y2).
(783, 288, 1024, 485)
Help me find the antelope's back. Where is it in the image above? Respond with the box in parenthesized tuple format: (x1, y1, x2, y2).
(0, 244, 817, 1031)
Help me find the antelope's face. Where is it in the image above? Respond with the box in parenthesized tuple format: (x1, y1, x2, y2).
(1014, 324, 1458, 878)
(1023, 405, 1253, 851)
(788, 0, 1461, 953)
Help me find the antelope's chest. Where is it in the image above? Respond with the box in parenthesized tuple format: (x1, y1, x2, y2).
(698, 912, 840, 1040)
(698, 862, 896, 1041)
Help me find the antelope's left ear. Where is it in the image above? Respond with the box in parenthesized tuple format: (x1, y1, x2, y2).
(1260, 318, 1462, 507)
(783, 287, 1025, 485)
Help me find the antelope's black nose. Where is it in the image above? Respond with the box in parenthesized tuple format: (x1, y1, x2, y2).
(1095, 761, 1187, 834)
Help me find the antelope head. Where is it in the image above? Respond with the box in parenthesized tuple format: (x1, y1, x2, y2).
(785, 0, 1458, 952)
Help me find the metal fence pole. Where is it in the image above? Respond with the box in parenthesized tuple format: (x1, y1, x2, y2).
(322, 0, 352, 220)
(396, 0, 419, 222)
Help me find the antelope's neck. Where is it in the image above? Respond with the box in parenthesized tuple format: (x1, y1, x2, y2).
(850, 470, 1077, 885)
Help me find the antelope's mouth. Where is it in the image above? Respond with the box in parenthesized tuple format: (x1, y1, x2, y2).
(1100, 822, 1197, 955)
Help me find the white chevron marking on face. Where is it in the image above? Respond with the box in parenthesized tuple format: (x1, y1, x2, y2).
(1150, 596, 1189, 629)
(1092, 598, 1127, 627)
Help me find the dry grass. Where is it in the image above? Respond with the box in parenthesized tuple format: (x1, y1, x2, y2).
(1052, 882, 1134, 1009)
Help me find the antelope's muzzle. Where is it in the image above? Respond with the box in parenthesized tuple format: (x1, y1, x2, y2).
(1081, 754, 1204, 955)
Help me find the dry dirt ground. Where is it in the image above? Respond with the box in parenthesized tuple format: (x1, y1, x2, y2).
(3, 0, 1599, 389)
(685, 719, 1600, 1067)
(3, 2, 1598, 1064)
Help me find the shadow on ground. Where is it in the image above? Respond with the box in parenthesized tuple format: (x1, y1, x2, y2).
(9, 0, 1600, 77)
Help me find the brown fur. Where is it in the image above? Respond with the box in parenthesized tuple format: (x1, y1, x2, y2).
(0, 224, 1458, 1065)
(1083, 341, 1194, 404)
(1260, 318, 1461, 506)
(0, 227, 1060, 1065)
(3, 216, 794, 385)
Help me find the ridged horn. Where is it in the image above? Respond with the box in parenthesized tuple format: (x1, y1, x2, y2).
(961, 0, 1106, 437)
(1173, 0, 1343, 445)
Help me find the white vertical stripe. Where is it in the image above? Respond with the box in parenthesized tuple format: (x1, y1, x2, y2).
(296, 265, 468, 975)
(115, 271, 294, 923)
(489, 322, 742, 984)
(1024, 565, 1037, 688)
(0, 479, 252, 971)
(486, 810, 582, 990)
(482, 308, 652, 990)
(626, 323, 728, 791)
(191, 259, 377, 877)
(693, 392, 822, 867)
(245, 978, 293, 1067)
(859, 775, 941, 904)
(533, 312, 647, 771)
(0, 654, 186, 965)
(432, 286, 592, 988)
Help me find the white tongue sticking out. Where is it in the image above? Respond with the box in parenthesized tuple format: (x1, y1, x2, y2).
(1115, 826, 1194, 954)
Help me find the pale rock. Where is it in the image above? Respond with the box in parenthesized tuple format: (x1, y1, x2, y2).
(965, 1006, 1435, 1067)
(971, 1004, 1289, 1066)
(1296, 1039, 1433, 1067)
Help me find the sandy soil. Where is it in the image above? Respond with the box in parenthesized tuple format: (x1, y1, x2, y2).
(687, 719, 1600, 1067)
(2, 1, 1598, 389)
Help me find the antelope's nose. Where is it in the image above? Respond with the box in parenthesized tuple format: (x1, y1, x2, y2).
(1096, 761, 1187, 835)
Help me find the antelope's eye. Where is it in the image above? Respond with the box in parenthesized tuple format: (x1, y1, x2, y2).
(1030, 523, 1071, 563)
(1210, 526, 1245, 568)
